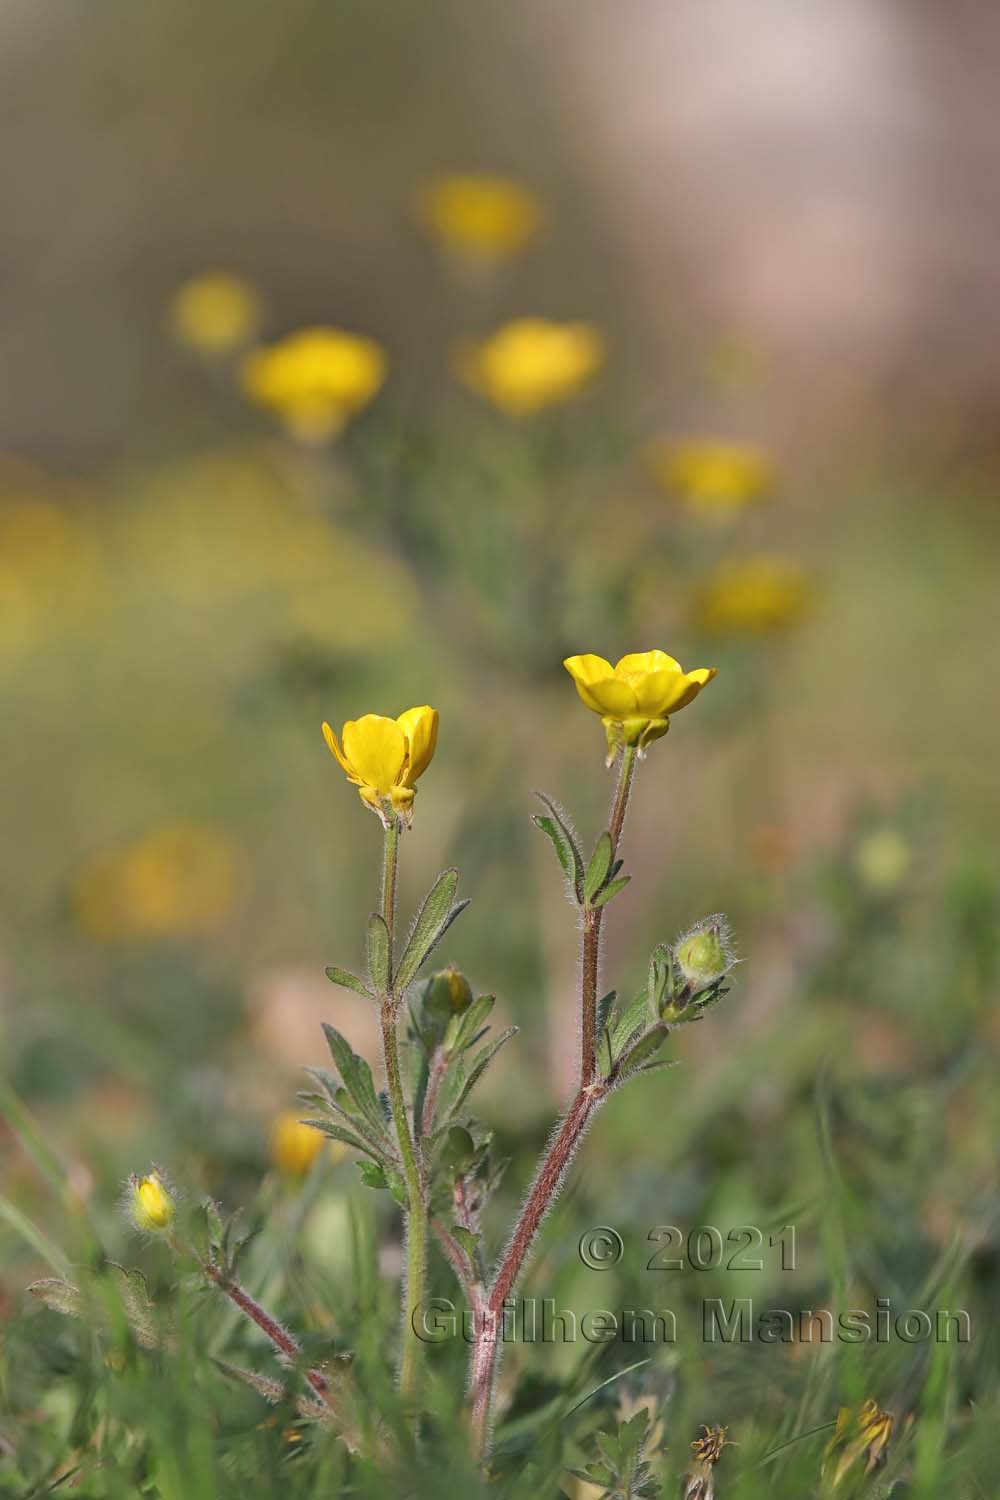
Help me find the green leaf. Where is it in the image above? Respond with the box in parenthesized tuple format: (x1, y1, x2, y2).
(589, 873, 631, 909)
(394, 869, 467, 993)
(444, 994, 495, 1056)
(385, 1168, 409, 1208)
(307, 1119, 388, 1163)
(609, 994, 649, 1058)
(584, 831, 613, 904)
(366, 914, 391, 994)
(357, 1160, 388, 1190)
(596, 989, 617, 1040)
(534, 793, 584, 903)
(445, 1027, 518, 1121)
(617, 1023, 669, 1076)
(324, 965, 374, 1001)
(106, 1263, 160, 1349)
(440, 1125, 476, 1172)
(450, 1224, 480, 1262)
(28, 1277, 84, 1319)
(321, 1025, 386, 1138)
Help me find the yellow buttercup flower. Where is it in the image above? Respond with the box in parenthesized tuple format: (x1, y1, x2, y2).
(564, 650, 716, 761)
(416, 173, 541, 262)
(240, 327, 387, 443)
(73, 823, 242, 943)
(129, 1171, 175, 1233)
(693, 554, 812, 634)
(454, 318, 603, 417)
(270, 1112, 339, 1177)
(645, 437, 773, 520)
(323, 705, 438, 825)
(169, 272, 262, 355)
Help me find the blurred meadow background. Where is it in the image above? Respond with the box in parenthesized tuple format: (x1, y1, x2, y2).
(1, 2, 999, 1495)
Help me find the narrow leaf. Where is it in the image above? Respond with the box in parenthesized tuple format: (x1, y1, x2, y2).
(366, 913, 391, 994)
(324, 965, 374, 1001)
(533, 816, 574, 886)
(584, 832, 613, 903)
(589, 874, 631, 909)
(321, 1025, 386, 1138)
(444, 994, 495, 1056)
(394, 869, 464, 993)
(445, 1027, 518, 1121)
(596, 989, 617, 1040)
(450, 1224, 480, 1262)
(609, 994, 649, 1057)
(307, 1119, 388, 1163)
(617, 1023, 669, 1076)
(535, 793, 584, 902)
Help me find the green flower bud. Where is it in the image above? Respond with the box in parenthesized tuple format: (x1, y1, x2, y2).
(424, 965, 474, 1022)
(673, 916, 733, 989)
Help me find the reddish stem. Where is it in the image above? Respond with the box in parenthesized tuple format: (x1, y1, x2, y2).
(205, 1266, 330, 1404)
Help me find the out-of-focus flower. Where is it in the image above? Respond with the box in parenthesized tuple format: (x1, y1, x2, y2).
(822, 1398, 894, 1488)
(240, 327, 387, 443)
(270, 1112, 340, 1177)
(0, 497, 103, 668)
(684, 1424, 731, 1500)
(322, 706, 438, 826)
(416, 173, 541, 263)
(454, 318, 603, 417)
(854, 829, 912, 893)
(693, 555, 813, 634)
(645, 437, 773, 521)
(564, 649, 715, 760)
(73, 823, 242, 943)
(169, 272, 263, 355)
(128, 1170, 175, 1233)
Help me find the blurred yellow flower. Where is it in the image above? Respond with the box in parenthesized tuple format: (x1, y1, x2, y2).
(240, 327, 387, 443)
(855, 829, 912, 893)
(564, 650, 716, 759)
(129, 1170, 175, 1233)
(169, 272, 262, 355)
(645, 437, 773, 520)
(323, 705, 438, 825)
(74, 823, 242, 943)
(454, 318, 603, 417)
(270, 1112, 337, 1176)
(416, 173, 541, 262)
(0, 497, 103, 668)
(693, 555, 812, 634)
(822, 1398, 893, 1487)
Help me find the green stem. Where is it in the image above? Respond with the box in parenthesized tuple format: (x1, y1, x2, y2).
(377, 818, 426, 1408)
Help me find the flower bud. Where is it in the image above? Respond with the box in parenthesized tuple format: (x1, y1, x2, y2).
(424, 965, 474, 1022)
(673, 917, 734, 989)
(128, 1170, 175, 1234)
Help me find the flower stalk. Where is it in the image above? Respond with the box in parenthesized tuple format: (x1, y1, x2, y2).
(377, 817, 428, 1407)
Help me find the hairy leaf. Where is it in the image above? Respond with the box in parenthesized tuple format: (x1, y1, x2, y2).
(324, 965, 374, 1001)
(534, 793, 584, 903)
(584, 831, 613, 904)
(395, 869, 468, 993)
(366, 913, 391, 994)
(589, 873, 631, 909)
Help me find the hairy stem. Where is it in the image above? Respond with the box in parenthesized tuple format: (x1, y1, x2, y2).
(470, 747, 639, 1457)
(580, 745, 637, 1087)
(204, 1265, 330, 1404)
(377, 818, 426, 1408)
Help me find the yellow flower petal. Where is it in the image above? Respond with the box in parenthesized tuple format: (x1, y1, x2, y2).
(322, 721, 357, 780)
(665, 667, 717, 712)
(397, 705, 439, 786)
(341, 715, 407, 795)
(582, 677, 639, 717)
(614, 649, 682, 680)
(630, 668, 684, 716)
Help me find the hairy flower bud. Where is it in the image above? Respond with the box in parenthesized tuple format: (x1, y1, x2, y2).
(128, 1170, 175, 1234)
(673, 917, 734, 989)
